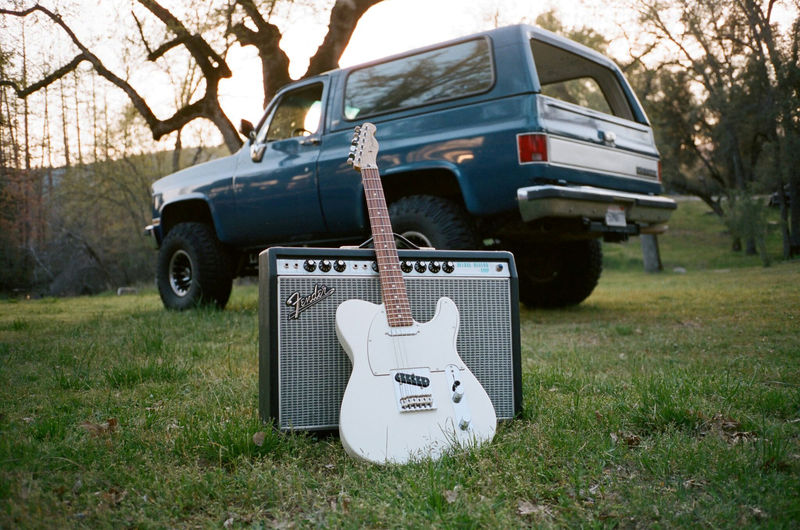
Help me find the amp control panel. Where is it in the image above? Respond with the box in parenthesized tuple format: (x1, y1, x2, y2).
(277, 256, 510, 278)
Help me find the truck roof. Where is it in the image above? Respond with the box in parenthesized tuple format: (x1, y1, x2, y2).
(336, 24, 621, 76)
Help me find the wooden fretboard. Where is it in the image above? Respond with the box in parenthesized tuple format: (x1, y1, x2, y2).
(361, 166, 413, 327)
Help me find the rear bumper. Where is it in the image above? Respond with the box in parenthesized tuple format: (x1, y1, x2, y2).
(517, 184, 677, 233)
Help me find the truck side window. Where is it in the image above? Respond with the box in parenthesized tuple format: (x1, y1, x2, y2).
(530, 39, 636, 122)
(344, 38, 494, 120)
(265, 83, 323, 142)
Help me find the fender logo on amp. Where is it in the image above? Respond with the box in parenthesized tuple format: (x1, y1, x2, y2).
(285, 284, 336, 320)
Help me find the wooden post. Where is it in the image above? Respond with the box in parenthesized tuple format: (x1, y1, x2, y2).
(641, 234, 663, 272)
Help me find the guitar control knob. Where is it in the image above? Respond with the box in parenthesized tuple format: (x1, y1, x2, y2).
(371, 261, 379, 272)
(458, 415, 471, 431)
(400, 260, 413, 273)
(452, 386, 464, 403)
(319, 259, 331, 272)
(303, 259, 316, 272)
(442, 261, 455, 273)
(333, 259, 346, 272)
(428, 261, 441, 273)
(414, 261, 427, 273)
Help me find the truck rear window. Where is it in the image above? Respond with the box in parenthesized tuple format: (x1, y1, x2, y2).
(530, 39, 636, 122)
(344, 38, 494, 120)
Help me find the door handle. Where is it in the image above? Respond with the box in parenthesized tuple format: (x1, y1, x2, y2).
(598, 130, 616, 146)
(299, 137, 320, 146)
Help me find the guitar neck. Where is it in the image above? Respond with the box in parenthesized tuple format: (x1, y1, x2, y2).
(361, 167, 414, 327)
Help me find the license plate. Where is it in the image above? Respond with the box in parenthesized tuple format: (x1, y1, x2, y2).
(605, 205, 627, 227)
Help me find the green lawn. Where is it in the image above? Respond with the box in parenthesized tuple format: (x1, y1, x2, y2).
(1, 200, 799, 527)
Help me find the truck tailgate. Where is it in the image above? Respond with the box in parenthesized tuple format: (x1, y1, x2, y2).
(538, 97, 659, 182)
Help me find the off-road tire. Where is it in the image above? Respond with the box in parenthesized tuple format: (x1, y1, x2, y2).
(388, 195, 476, 249)
(516, 239, 603, 308)
(157, 222, 233, 310)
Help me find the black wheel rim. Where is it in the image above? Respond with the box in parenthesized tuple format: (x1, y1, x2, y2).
(168, 250, 193, 297)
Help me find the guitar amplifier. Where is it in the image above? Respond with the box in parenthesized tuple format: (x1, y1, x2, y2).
(258, 246, 521, 431)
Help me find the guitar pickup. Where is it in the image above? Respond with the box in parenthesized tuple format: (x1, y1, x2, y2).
(391, 368, 436, 413)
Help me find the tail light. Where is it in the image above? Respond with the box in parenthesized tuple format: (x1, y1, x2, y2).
(517, 133, 548, 164)
(658, 160, 662, 182)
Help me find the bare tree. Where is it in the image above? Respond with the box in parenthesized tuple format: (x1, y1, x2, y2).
(1, 0, 384, 154)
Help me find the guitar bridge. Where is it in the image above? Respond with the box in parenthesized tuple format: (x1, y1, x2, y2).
(392, 368, 436, 412)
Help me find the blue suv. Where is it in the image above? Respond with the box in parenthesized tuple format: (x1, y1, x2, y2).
(146, 24, 676, 310)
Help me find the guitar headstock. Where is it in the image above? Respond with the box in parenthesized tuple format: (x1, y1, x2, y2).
(347, 122, 379, 171)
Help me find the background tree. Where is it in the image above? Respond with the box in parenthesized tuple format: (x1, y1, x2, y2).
(1, 0, 384, 154)
(0, 0, 382, 295)
(630, 0, 799, 260)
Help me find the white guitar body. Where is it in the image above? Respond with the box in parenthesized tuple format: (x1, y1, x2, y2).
(337, 296, 497, 464)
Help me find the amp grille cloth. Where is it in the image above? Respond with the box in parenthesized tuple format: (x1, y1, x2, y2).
(276, 276, 514, 429)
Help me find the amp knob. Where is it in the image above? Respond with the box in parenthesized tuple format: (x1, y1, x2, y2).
(319, 259, 331, 272)
(442, 261, 455, 273)
(428, 261, 441, 273)
(400, 260, 413, 273)
(414, 261, 427, 273)
(303, 259, 316, 272)
(333, 259, 347, 272)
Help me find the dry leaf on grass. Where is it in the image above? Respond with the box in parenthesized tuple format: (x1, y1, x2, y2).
(96, 487, 127, 507)
(80, 418, 118, 437)
(518, 500, 551, 517)
(252, 431, 266, 447)
(327, 493, 351, 513)
(682, 478, 708, 489)
(705, 413, 757, 444)
(444, 485, 461, 504)
(338, 493, 351, 513)
(610, 431, 641, 447)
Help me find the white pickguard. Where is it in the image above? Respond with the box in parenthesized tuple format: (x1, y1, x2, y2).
(336, 296, 497, 464)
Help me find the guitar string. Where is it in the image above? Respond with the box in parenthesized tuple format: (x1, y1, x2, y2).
(363, 167, 411, 376)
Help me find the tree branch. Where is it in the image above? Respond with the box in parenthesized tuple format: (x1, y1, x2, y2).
(146, 35, 190, 62)
(0, 54, 85, 98)
(1, 3, 242, 152)
(227, 0, 291, 106)
(306, 0, 385, 76)
(138, 0, 232, 79)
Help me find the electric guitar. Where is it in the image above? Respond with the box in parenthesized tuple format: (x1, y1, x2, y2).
(336, 123, 497, 464)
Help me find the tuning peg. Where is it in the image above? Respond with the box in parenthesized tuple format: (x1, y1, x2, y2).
(354, 125, 361, 133)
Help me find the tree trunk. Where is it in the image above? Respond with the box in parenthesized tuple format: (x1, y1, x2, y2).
(778, 186, 792, 260)
(745, 237, 757, 255)
(790, 177, 800, 256)
(59, 77, 70, 167)
(172, 129, 182, 173)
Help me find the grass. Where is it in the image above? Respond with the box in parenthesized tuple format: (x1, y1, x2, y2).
(1, 201, 799, 527)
